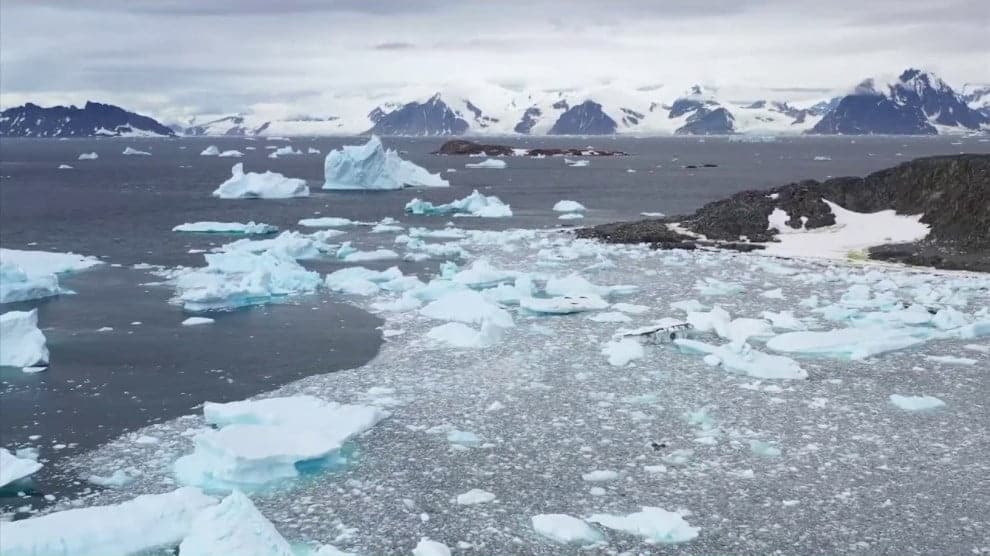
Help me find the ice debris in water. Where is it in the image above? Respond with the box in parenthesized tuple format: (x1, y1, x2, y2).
(465, 158, 506, 169)
(553, 200, 587, 212)
(172, 221, 278, 235)
(412, 538, 451, 556)
(520, 294, 609, 315)
(531, 514, 603, 544)
(601, 338, 645, 366)
(889, 394, 946, 411)
(676, 339, 808, 380)
(201, 145, 220, 156)
(426, 319, 506, 349)
(178, 490, 293, 556)
(0, 487, 216, 556)
(588, 506, 699, 544)
(181, 316, 215, 326)
(299, 216, 368, 228)
(169, 251, 321, 311)
(420, 289, 514, 328)
(174, 395, 386, 491)
(219, 149, 243, 158)
(212, 163, 309, 199)
(765, 327, 928, 360)
(0, 309, 49, 368)
(0, 447, 43, 488)
(323, 136, 448, 190)
(220, 230, 338, 260)
(77, 152, 98, 160)
(268, 145, 302, 158)
(87, 468, 136, 488)
(545, 273, 636, 298)
(325, 266, 406, 296)
(694, 277, 745, 296)
(455, 488, 496, 505)
(0, 248, 102, 303)
(559, 212, 584, 220)
(122, 146, 150, 156)
(405, 189, 512, 218)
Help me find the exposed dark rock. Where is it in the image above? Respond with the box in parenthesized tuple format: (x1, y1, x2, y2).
(366, 93, 469, 136)
(676, 107, 735, 135)
(548, 100, 617, 135)
(0, 101, 174, 137)
(514, 107, 542, 134)
(811, 93, 936, 135)
(432, 139, 627, 157)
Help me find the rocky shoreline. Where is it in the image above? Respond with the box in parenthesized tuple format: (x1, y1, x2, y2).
(432, 139, 627, 157)
(578, 154, 990, 272)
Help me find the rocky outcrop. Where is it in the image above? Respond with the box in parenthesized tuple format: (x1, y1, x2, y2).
(676, 107, 735, 135)
(366, 94, 469, 136)
(432, 139, 627, 157)
(547, 101, 617, 135)
(0, 101, 174, 137)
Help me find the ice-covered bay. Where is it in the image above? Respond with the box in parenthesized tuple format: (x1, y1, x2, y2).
(50, 229, 990, 554)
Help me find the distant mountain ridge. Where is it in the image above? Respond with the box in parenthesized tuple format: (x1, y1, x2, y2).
(0, 101, 173, 138)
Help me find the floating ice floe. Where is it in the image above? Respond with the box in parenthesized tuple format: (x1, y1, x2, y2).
(465, 158, 507, 169)
(0, 447, 42, 488)
(588, 506, 699, 544)
(0, 487, 217, 556)
(77, 152, 98, 160)
(200, 145, 221, 156)
(298, 216, 369, 228)
(169, 251, 321, 311)
(175, 395, 386, 490)
(676, 339, 808, 380)
(763, 200, 929, 260)
(925, 354, 977, 366)
(451, 259, 518, 289)
(545, 273, 636, 299)
(521, 294, 610, 315)
(212, 163, 309, 199)
(307, 147, 321, 154)
(172, 221, 278, 235)
(601, 338, 645, 366)
(219, 150, 244, 158)
(455, 488, 497, 505)
(178, 490, 293, 556)
(531, 514, 603, 544)
(341, 248, 400, 263)
(553, 200, 587, 212)
(58, 164, 73, 169)
(413, 538, 451, 556)
(761, 310, 807, 330)
(87, 469, 136, 488)
(564, 158, 589, 167)
(559, 213, 584, 220)
(694, 277, 745, 296)
(427, 320, 506, 349)
(268, 146, 303, 158)
(220, 231, 337, 260)
(420, 290, 514, 328)
(323, 136, 448, 190)
(405, 190, 512, 218)
(122, 146, 151, 156)
(182, 317, 215, 326)
(889, 394, 946, 411)
(765, 327, 928, 360)
(1, 248, 102, 303)
(0, 309, 49, 368)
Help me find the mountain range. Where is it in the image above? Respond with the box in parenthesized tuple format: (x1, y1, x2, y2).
(2, 69, 987, 138)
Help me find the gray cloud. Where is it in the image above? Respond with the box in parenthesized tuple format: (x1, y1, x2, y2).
(373, 42, 417, 51)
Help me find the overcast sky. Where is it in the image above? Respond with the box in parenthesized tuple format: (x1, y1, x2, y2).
(1, 0, 987, 120)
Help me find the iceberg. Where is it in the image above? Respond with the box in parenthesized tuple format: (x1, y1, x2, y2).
(0, 487, 217, 556)
(531, 514, 603, 544)
(122, 146, 151, 156)
(218, 150, 244, 158)
(212, 163, 309, 199)
(298, 216, 369, 228)
(325, 266, 405, 296)
(173, 221, 278, 235)
(589, 507, 698, 544)
(175, 396, 386, 490)
(426, 319, 506, 348)
(341, 248, 400, 263)
(405, 190, 512, 218)
(0, 248, 102, 302)
(58, 164, 74, 169)
(323, 136, 448, 190)
(178, 490, 293, 556)
(171, 251, 322, 311)
(268, 146, 302, 158)
(0, 309, 49, 368)
(307, 147, 321, 154)
(419, 290, 514, 328)
(521, 294, 610, 315)
(889, 394, 946, 411)
(465, 158, 506, 169)
(553, 200, 587, 212)
(220, 230, 337, 260)
(0, 447, 42, 488)
(694, 277, 745, 296)
(77, 152, 98, 160)
(182, 316, 215, 326)
(545, 273, 636, 299)
(565, 158, 589, 167)
(765, 327, 927, 360)
(201, 145, 221, 156)
(675, 338, 808, 380)
(559, 213, 584, 220)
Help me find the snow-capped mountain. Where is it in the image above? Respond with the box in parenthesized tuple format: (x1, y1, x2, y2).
(811, 69, 989, 135)
(963, 83, 990, 119)
(547, 100, 617, 135)
(0, 101, 174, 137)
(366, 94, 469, 136)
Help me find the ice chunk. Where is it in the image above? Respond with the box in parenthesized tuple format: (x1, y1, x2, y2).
(613, 302, 649, 314)
(173, 221, 278, 235)
(766, 327, 926, 360)
(323, 136, 448, 190)
(212, 163, 309, 199)
(761, 288, 785, 299)
(426, 319, 505, 348)
(420, 290, 514, 328)
(179, 490, 293, 556)
(412, 538, 451, 556)
(1, 248, 103, 277)
(78, 152, 98, 160)
(325, 266, 403, 296)
(299, 216, 367, 228)
(0, 487, 216, 556)
(889, 394, 946, 411)
(58, 164, 73, 169)
(545, 273, 636, 298)
(465, 158, 506, 169)
(122, 146, 150, 156)
(565, 158, 589, 167)
(601, 338, 645, 366)
(182, 317, 215, 326)
(452, 259, 518, 289)
(201, 145, 221, 156)
(406, 190, 512, 218)
(218, 150, 244, 158)
(582, 469, 619, 482)
(176, 396, 386, 490)
(307, 147, 321, 154)
(521, 294, 609, 315)
(558, 213, 584, 220)
(268, 146, 303, 158)
(675, 339, 808, 380)
(671, 299, 706, 313)
(761, 310, 807, 330)
(924, 355, 977, 366)
(0, 310, 49, 368)
(694, 277, 745, 296)
(221, 231, 336, 260)
(171, 251, 321, 311)
(587, 311, 632, 323)
(588, 506, 699, 544)
(0, 447, 42, 488)
(87, 469, 135, 488)
(455, 489, 496, 505)
(531, 514, 603, 544)
(553, 200, 587, 212)
(341, 249, 400, 263)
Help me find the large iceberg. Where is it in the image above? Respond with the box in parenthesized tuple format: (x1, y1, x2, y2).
(178, 490, 293, 556)
(175, 395, 386, 490)
(173, 221, 278, 235)
(1, 249, 102, 303)
(212, 163, 309, 199)
(0, 447, 43, 488)
(0, 309, 49, 368)
(405, 190, 513, 218)
(0, 487, 217, 556)
(323, 136, 448, 190)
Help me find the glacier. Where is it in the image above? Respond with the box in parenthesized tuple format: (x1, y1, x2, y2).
(212, 163, 309, 199)
(323, 136, 448, 190)
(0, 309, 49, 368)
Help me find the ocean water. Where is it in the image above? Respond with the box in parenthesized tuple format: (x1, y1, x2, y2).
(1, 134, 987, 517)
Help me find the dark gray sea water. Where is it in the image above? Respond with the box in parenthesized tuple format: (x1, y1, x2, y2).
(1, 135, 988, 511)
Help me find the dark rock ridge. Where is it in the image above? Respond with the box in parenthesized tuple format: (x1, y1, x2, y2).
(676, 107, 735, 135)
(579, 155, 990, 272)
(514, 107, 542, 134)
(366, 93, 469, 136)
(432, 139, 627, 157)
(810, 69, 988, 135)
(0, 101, 173, 137)
(548, 101, 617, 135)
(181, 115, 261, 136)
